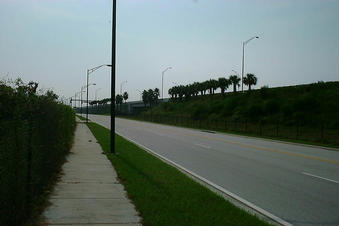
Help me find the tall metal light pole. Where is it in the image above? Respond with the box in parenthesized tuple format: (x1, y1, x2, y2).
(81, 84, 94, 115)
(86, 65, 111, 123)
(162, 67, 172, 99)
(120, 80, 127, 95)
(241, 36, 259, 92)
(111, 0, 117, 154)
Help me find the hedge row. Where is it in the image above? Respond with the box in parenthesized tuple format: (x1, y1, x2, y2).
(0, 80, 76, 225)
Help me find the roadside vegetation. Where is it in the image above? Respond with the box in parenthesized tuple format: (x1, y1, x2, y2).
(0, 79, 76, 226)
(140, 81, 339, 146)
(76, 114, 88, 121)
(87, 122, 270, 226)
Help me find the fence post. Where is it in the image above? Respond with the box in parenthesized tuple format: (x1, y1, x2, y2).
(276, 120, 279, 137)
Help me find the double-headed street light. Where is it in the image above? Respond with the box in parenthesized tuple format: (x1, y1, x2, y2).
(86, 64, 111, 123)
(241, 36, 259, 92)
(162, 67, 172, 99)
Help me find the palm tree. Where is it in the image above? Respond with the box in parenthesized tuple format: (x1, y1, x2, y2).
(197, 82, 204, 96)
(172, 86, 179, 99)
(177, 85, 185, 100)
(229, 75, 241, 93)
(168, 87, 174, 99)
(153, 88, 160, 104)
(243, 73, 257, 91)
(142, 90, 148, 107)
(210, 79, 218, 94)
(123, 91, 128, 103)
(115, 94, 123, 111)
(191, 82, 199, 97)
(218, 77, 230, 95)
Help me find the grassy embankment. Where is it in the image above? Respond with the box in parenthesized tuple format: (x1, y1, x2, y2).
(87, 122, 270, 226)
(139, 81, 339, 148)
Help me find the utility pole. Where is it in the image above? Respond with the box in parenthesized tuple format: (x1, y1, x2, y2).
(111, 0, 117, 154)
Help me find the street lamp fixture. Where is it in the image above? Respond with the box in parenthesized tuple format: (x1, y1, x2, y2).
(241, 36, 259, 92)
(86, 65, 111, 123)
(162, 66, 172, 99)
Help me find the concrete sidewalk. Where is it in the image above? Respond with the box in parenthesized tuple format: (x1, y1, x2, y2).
(42, 120, 141, 225)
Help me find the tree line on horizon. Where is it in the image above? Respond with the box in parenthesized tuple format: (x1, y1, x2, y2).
(87, 73, 257, 108)
(168, 73, 257, 100)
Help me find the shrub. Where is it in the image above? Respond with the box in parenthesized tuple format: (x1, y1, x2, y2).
(0, 80, 75, 226)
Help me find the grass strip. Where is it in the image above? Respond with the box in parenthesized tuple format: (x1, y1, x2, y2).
(117, 115, 339, 150)
(76, 114, 89, 121)
(87, 122, 270, 226)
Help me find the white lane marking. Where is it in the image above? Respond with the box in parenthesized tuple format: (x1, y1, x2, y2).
(302, 172, 339, 184)
(195, 143, 211, 149)
(115, 131, 293, 226)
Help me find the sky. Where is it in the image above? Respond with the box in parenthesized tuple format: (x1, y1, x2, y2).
(1, 0, 339, 102)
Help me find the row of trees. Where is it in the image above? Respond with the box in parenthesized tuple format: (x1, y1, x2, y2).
(142, 88, 160, 108)
(89, 91, 128, 107)
(168, 73, 257, 100)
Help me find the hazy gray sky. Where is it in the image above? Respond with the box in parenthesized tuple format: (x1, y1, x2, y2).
(1, 0, 339, 101)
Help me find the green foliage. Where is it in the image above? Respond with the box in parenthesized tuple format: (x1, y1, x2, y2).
(0, 80, 75, 226)
(142, 88, 160, 107)
(123, 91, 129, 102)
(243, 73, 258, 91)
(143, 81, 339, 129)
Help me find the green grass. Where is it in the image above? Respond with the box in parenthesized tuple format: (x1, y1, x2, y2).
(87, 122, 270, 226)
(76, 114, 89, 121)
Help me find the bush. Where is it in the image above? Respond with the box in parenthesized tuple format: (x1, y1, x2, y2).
(0, 80, 75, 226)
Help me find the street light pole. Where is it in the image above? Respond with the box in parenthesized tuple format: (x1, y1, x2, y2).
(241, 36, 259, 92)
(81, 84, 94, 115)
(162, 67, 172, 99)
(111, 0, 117, 154)
(86, 65, 111, 123)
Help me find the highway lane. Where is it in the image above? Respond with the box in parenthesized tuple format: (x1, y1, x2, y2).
(88, 115, 339, 226)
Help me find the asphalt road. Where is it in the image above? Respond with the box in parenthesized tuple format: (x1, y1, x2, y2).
(88, 115, 339, 226)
